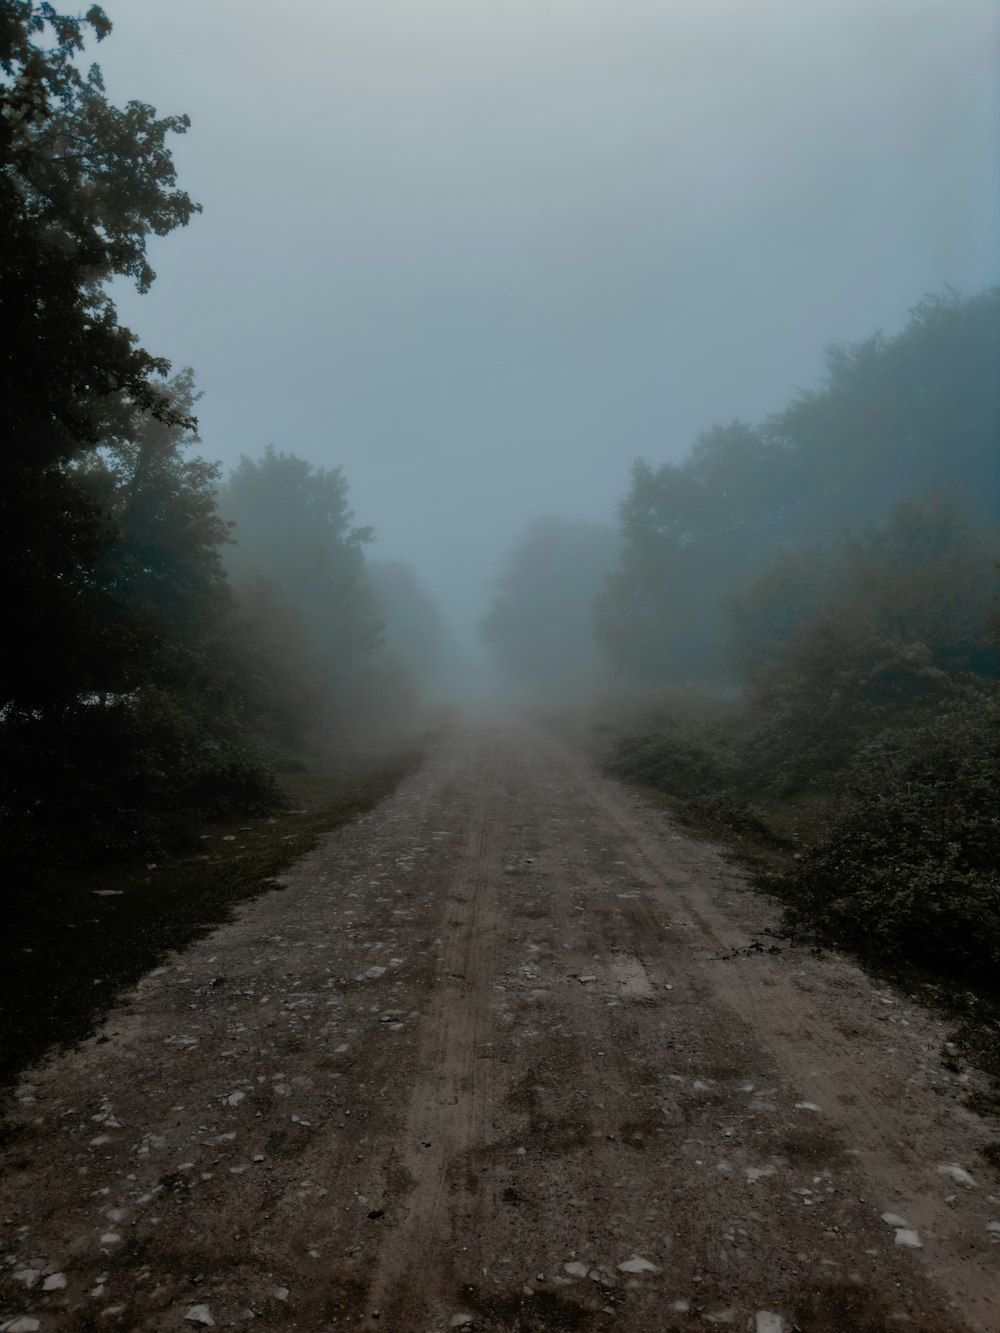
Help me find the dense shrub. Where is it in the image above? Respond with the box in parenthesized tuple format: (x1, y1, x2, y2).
(0, 689, 279, 875)
(780, 698, 1000, 983)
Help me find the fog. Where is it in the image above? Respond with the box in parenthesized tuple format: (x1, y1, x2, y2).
(5, 0, 1000, 1123)
(97, 0, 1000, 646)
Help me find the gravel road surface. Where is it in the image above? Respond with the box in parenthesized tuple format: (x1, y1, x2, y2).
(2, 722, 998, 1332)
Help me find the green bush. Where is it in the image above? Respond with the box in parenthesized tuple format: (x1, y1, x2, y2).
(780, 697, 1000, 983)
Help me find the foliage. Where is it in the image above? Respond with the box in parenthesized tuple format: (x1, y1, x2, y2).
(0, 3, 265, 869)
(603, 494, 1000, 986)
(219, 448, 382, 738)
(0, 1, 200, 714)
(482, 517, 618, 701)
(737, 498, 998, 793)
(1, 375, 279, 869)
(780, 698, 1000, 984)
(601, 289, 1000, 685)
(598, 424, 786, 682)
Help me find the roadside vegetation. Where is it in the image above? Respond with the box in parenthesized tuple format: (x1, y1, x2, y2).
(588, 290, 999, 1100)
(0, 750, 421, 1091)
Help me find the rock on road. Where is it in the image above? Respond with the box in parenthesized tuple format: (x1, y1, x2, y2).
(2, 722, 999, 1332)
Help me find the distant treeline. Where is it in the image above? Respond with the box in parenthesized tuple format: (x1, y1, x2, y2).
(0, 5, 450, 876)
(482, 288, 999, 698)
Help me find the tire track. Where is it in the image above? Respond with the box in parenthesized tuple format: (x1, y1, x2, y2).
(363, 741, 505, 1327)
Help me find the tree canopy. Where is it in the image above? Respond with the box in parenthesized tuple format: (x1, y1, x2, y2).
(1, 1, 200, 719)
(599, 289, 1000, 685)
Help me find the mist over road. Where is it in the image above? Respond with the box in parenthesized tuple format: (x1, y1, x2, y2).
(2, 724, 997, 1332)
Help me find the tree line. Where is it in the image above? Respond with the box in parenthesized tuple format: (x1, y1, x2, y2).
(1, 3, 449, 878)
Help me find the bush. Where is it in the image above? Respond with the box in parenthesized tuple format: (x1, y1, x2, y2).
(0, 688, 279, 875)
(779, 696, 1000, 983)
(604, 694, 744, 799)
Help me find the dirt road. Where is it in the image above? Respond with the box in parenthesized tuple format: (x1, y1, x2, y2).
(3, 722, 999, 1332)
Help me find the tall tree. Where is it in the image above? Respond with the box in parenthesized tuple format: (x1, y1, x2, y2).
(219, 448, 382, 735)
(0, 1, 199, 716)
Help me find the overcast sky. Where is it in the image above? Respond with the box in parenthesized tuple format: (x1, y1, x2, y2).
(98, 0, 1000, 636)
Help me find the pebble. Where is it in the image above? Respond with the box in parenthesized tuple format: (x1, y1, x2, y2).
(936, 1163, 976, 1187)
(894, 1229, 922, 1249)
(564, 1262, 589, 1278)
(2, 1319, 41, 1332)
(184, 1305, 215, 1326)
(617, 1255, 660, 1275)
(449, 1315, 474, 1328)
(41, 1273, 66, 1291)
(746, 1165, 777, 1183)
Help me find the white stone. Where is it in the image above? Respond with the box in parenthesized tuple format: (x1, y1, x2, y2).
(894, 1229, 922, 1249)
(563, 1261, 589, 1278)
(936, 1163, 976, 1188)
(450, 1315, 474, 1328)
(746, 1165, 777, 1183)
(756, 1314, 784, 1333)
(881, 1212, 910, 1228)
(2, 1319, 42, 1332)
(617, 1255, 660, 1275)
(185, 1305, 215, 1327)
(42, 1273, 67, 1291)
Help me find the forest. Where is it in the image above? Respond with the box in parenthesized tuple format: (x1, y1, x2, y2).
(2, 1, 998, 1063)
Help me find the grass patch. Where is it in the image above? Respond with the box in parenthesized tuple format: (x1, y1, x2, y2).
(0, 749, 421, 1090)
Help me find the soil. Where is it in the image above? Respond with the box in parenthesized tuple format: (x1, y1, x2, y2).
(2, 721, 999, 1332)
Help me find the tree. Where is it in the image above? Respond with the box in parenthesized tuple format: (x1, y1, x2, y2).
(0, 1, 199, 717)
(600, 288, 1000, 686)
(219, 448, 382, 736)
(597, 425, 783, 684)
(2, 372, 278, 869)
